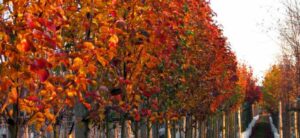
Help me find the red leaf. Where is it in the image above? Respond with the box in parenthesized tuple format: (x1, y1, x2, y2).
(141, 109, 151, 117)
(46, 21, 56, 32)
(31, 59, 52, 71)
(27, 96, 39, 102)
(67, 6, 78, 11)
(112, 95, 122, 101)
(134, 112, 141, 121)
(109, 11, 117, 17)
(37, 18, 46, 25)
(150, 86, 160, 94)
(37, 105, 44, 110)
(37, 69, 49, 82)
(142, 91, 152, 98)
(34, 59, 48, 68)
(26, 15, 36, 29)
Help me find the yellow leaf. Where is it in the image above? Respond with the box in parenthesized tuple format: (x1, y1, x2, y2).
(73, 57, 84, 68)
(18, 13, 23, 18)
(67, 90, 76, 97)
(79, 67, 87, 76)
(99, 113, 105, 121)
(35, 123, 42, 131)
(109, 34, 119, 44)
(119, 101, 125, 106)
(134, 95, 141, 102)
(40, 90, 47, 96)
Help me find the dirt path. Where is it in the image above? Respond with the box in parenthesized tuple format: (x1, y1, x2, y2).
(250, 115, 274, 138)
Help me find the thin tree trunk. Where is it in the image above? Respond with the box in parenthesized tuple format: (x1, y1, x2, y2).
(126, 120, 132, 138)
(121, 120, 126, 138)
(222, 112, 226, 138)
(54, 124, 60, 138)
(147, 120, 152, 138)
(166, 120, 171, 138)
(171, 121, 176, 138)
(194, 120, 198, 138)
(185, 116, 192, 138)
(295, 111, 298, 138)
(23, 125, 28, 138)
(8, 104, 18, 138)
(215, 116, 217, 138)
(182, 116, 186, 138)
(202, 120, 206, 138)
(115, 123, 120, 138)
(106, 121, 110, 138)
(279, 101, 283, 138)
(238, 108, 242, 138)
(198, 121, 201, 138)
(152, 122, 159, 138)
(75, 103, 89, 138)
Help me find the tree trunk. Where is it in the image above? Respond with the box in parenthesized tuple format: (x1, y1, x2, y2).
(8, 104, 18, 138)
(8, 124, 17, 138)
(171, 121, 176, 138)
(147, 121, 152, 138)
(194, 121, 198, 138)
(121, 120, 126, 138)
(75, 103, 89, 138)
(202, 120, 207, 138)
(182, 116, 186, 138)
(115, 123, 120, 138)
(295, 112, 298, 138)
(165, 120, 171, 138)
(279, 101, 283, 138)
(222, 112, 226, 138)
(134, 121, 139, 138)
(238, 108, 242, 138)
(152, 122, 159, 138)
(127, 121, 132, 138)
(185, 116, 192, 138)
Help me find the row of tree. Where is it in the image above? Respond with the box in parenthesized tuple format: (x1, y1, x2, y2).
(0, 0, 261, 137)
(262, 0, 300, 138)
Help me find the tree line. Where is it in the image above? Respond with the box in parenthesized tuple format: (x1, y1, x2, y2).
(0, 0, 261, 137)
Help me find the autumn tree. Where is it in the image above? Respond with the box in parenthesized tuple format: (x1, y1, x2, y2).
(0, 0, 243, 138)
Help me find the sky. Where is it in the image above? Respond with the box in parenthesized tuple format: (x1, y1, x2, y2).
(210, 0, 284, 84)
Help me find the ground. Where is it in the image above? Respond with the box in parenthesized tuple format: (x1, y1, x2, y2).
(250, 115, 274, 138)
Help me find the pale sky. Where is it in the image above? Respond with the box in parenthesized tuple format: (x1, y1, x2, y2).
(210, 0, 283, 84)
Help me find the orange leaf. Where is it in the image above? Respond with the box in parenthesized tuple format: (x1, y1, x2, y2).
(83, 102, 91, 110)
(9, 88, 18, 103)
(96, 55, 108, 66)
(83, 42, 95, 49)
